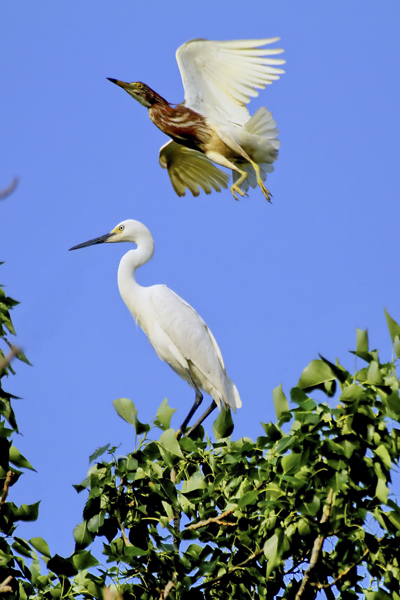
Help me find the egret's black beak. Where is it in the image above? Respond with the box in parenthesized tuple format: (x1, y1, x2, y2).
(69, 232, 116, 251)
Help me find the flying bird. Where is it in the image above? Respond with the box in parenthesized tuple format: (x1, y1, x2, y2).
(70, 220, 241, 436)
(108, 38, 285, 201)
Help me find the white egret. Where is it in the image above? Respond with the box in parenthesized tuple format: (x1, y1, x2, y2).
(107, 38, 285, 201)
(70, 220, 241, 435)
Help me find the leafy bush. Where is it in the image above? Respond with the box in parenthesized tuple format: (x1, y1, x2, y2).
(1, 265, 399, 599)
(70, 316, 400, 599)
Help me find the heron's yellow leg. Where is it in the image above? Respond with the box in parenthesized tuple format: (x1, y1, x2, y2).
(248, 160, 272, 203)
(205, 150, 248, 201)
(230, 169, 248, 201)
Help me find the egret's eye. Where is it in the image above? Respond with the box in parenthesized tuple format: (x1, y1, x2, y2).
(119, 225, 125, 232)
(136, 83, 143, 90)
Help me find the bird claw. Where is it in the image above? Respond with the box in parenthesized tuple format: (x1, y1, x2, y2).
(230, 184, 247, 201)
(258, 179, 272, 203)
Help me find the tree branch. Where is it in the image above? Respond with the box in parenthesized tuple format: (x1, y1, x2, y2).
(115, 510, 131, 547)
(0, 471, 15, 511)
(295, 488, 334, 600)
(160, 467, 181, 599)
(159, 573, 177, 600)
(193, 548, 265, 591)
(310, 547, 370, 590)
(0, 576, 13, 594)
(0, 346, 20, 373)
(170, 467, 181, 549)
(0, 177, 18, 200)
(185, 507, 236, 531)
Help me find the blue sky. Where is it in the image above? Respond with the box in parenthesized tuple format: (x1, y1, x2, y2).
(1, 1, 399, 559)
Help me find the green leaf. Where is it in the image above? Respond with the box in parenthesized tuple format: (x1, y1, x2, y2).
(297, 518, 311, 536)
(12, 537, 32, 558)
(365, 590, 393, 600)
(264, 530, 283, 578)
(388, 512, 400, 532)
(297, 360, 336, 389)
(182, 471, 207, 494)
(72, 550, 99, 570)
(341, 439, 358, 459)
(275, 436, 294, 454)
(159, 428, 183, 457)
(29, 549, 41, 584)
(327, 470, 348, 492)
(29, 537, 51, 558)
(264, 483, 285, 501)
(395, 336, 400, 359)
(387, 390, 400, 417)
(319, 354, 349, 383)
(356, 328, 369, 354)
(154, 398, 177, 430)
(112, 398, 150, 434)
(340, 384, 364, 403)
(237, 489, 259, 509)
(384, 308, 400, 343)
(375, 478, 389, 504)
(264, 533, 278, 561)
(0, 396, 18, 430)
(367, 361, 384, 384)
(273, 384, 290, 420)
(299, 496, 320, 516)
(47, 554, 78, 577)
(375, 444, 392, 469)
(13, 502, 40, 521)
(124, 545, 150, 557)
(9, 446, 35, 471)
(87, 512, 105, 533)
(212, 408, 234, 439)
(290, 387, 309, 405)
(184, 544, 204, 559)
(73, 521, 94, 549)
(281, 452, 302, 475)
(89, 444, 110, 464)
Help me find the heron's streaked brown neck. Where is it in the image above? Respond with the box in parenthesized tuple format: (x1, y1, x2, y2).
(149, 103, 210, 152)
(145, 88, 169, 106)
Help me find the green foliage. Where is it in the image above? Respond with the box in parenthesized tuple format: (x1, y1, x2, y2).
(1, 265, 400, 599)
(0, 271, 104, 598)
(63, 312, 400, 599)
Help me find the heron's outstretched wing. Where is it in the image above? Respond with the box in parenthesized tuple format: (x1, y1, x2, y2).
(176, 38, 285, 127)
(159, 140, 229, 197)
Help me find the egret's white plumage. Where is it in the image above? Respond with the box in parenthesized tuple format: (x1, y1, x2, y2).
(70, 220, 241, 432)
(108, 37, 285, 200)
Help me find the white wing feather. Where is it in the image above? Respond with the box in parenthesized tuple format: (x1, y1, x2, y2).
(176, 38, 285, 126)
(159, 140, 229, 197)
(151, 286, 241, 410)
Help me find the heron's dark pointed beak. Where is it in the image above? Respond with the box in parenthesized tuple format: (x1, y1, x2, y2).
(107, 78, 130, 89)
(69, 232, 116, 251)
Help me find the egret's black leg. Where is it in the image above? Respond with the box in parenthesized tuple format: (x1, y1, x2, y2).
(183, 400, 217, 438)
(176, 387, 203, 439)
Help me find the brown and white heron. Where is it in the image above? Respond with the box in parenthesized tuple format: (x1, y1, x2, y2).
(108, 38, 285, 201)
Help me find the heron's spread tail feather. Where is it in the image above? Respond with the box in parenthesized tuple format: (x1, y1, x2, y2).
(232, 106, 280, 191)
(245, 106, 279, 140)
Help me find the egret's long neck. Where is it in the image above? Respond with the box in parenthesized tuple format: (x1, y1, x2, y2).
(117, 235, 155, 318)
